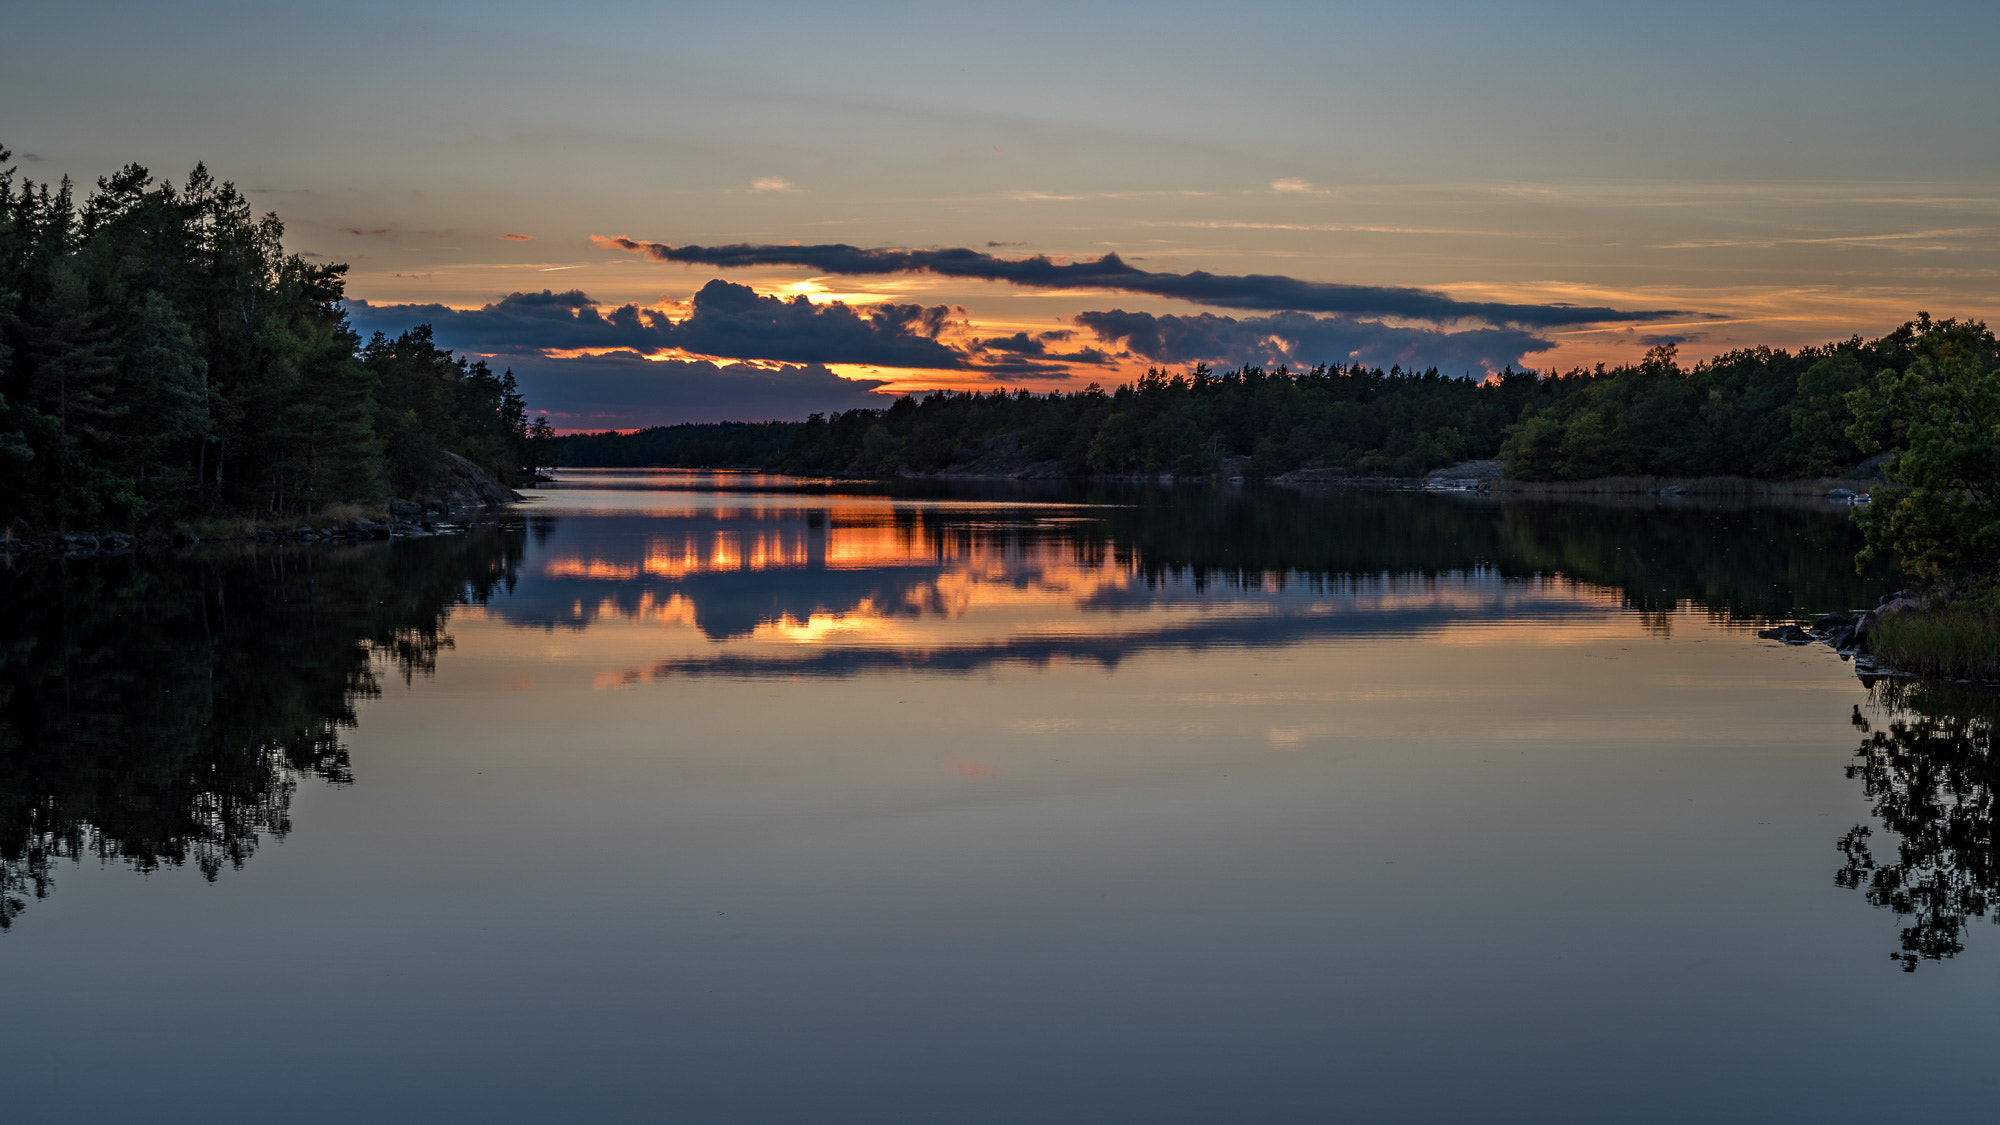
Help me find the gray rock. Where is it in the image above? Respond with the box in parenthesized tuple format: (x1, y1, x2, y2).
(1757, 623, 1814, 643)
(1853, 610, 1885, 642)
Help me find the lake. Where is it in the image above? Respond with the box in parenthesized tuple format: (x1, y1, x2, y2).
(4, 470, 1995, 1122)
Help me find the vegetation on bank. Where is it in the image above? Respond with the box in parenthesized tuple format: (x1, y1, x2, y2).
(1831, 314, 2000, 677)
(1868, 607, 2000, 681)
(561, 320, 1947, 483)
(0, 146, 557, 535)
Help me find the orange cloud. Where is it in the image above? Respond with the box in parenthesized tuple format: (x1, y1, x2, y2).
(500, 233, 533, 241)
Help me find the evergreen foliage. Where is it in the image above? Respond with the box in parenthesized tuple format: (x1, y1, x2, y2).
(0, 147, 541, 533)
(562, 325, 1940, 483)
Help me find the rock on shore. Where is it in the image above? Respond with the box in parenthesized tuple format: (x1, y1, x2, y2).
(2, 451, 525, 558)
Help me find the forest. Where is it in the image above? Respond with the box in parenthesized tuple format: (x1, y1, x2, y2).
(0, 146, 556, 535)
(562, 318, 1997, 485)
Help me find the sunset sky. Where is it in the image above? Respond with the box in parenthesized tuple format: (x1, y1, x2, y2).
(6, 0, 1997, 428)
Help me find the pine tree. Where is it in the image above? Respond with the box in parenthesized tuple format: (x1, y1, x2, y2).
(23, 264, 124, 527)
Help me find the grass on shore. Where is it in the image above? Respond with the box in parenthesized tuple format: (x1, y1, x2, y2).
(1491, 475, 1864, 497)
(1871, 607, 2000, 680)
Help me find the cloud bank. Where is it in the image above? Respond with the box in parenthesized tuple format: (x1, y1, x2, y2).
(502, 352, 892, 429)
(343, 272, 1578, 426)
(596, 238, 1687, 328)
(346, 286, 935, 425)
(349, 281, 969, 369)
(1074, 309, 1551, 373)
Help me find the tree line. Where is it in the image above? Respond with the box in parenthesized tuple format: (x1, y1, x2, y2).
(562, 319, 1968, 484)
(0, 146, 557, 534)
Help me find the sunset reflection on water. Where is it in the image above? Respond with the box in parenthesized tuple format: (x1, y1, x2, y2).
(14, 469, 1991, 1125)
(491, 472, 1644, 685)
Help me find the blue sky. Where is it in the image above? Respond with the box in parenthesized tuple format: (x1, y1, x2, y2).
(6, 0, 1997, 425)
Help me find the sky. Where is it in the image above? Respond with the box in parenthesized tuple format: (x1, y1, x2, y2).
(5, 0, 1997, 428)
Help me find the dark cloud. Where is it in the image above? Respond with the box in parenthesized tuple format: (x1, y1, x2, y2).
(1074, 309, 1550, 373)
(969, 331, 1112, 375)
(1038, 329, 1075, 342)
(1637, 332, 1705, 347)
(975, 332, 1046, 356)
(673, 280, 967, 368)
(347, 280, 970, 370)
(340, 225, 398, 237)
(970, 356, 1076, 379)
(597, 238, 1691, 327)
(503, 350, 891, 428)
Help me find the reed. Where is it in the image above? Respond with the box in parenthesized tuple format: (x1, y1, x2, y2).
(1871, 607, 2000, 679)
(1490, 475, 1861, 497)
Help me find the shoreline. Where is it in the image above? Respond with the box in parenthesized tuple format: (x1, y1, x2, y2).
(0, 502, 521, 559)
(563, 462, 1879, 507)
(1762, 595, 2000, 686)
(3, 452, 528, 560)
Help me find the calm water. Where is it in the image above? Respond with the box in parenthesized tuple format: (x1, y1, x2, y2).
(4, 471, 1995, 1122)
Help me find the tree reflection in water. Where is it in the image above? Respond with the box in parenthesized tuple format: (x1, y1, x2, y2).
(0, 524, 530, 929)
(0, 483, 1918, 938)
(1838, 681, 2000, 970)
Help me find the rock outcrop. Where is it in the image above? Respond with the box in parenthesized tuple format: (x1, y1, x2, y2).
(2, 451, 525, 558)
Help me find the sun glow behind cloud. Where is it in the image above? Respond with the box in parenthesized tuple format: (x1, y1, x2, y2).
(327, 175, 1999, 424)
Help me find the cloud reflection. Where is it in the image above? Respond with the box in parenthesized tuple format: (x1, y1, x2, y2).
(479, 475, 1894, 682)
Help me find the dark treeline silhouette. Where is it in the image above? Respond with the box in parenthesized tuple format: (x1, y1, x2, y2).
(1839, 681, 2000, 970)
(0, 146, 555, 533)
(562, 421, 799, 470)
(0, 523, 535, 929)
(562, 322, 1944, 481)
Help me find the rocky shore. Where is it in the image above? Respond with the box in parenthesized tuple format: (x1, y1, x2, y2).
(892, 452, 1871, 500)
(1758, 591, 1927, 676)
(1, 452, 524, 559)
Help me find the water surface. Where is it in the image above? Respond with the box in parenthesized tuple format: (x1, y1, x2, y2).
(4, 472, 1991, 1122)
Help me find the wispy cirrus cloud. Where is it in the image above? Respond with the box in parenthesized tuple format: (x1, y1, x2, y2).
(593, 238, 1690, 327)
(751, 177, 797, 193)
(1652, 227, 1989, 251)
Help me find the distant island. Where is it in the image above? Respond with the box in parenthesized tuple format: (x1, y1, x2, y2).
(564, 316, 2000, 679)
(559, 318, 1979, 487)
